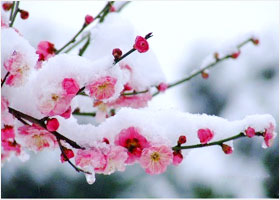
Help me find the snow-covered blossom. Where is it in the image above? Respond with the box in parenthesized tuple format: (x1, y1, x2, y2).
(139, 145, 173, 175)
(86, 76, 117, 101)
(36, 41, 56, 62)
(197, 128, 214, 144)
(115, 126, 150, 164)
(17, 124, 58, 152)
(134, 36, 149, 53)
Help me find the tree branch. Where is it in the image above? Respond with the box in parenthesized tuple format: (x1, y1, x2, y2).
(172, 132, 264, 151)
(9, 1, 20, 27)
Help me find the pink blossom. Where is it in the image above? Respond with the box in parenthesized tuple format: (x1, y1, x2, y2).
(134, 36, 149, 53)
(36, 41, 55, 61)
(62, 78, 80, 95)
(18, 124, 58, 152)
(46, 118, 59, 132)
(59, 106, 72, 119)
(60, 148, 75, 163)
(87, 76, 117, 100)
(221, 144, 233, 154)
(1, 140, 21, 155)
(1, 126, 15, 141)
(107, 92, 152, 109)
(172, 151, 183, 166)
(263, 123, 276, 148)
(197, 128, 214, 144)
(101, 146, 128, 175)
(75, 147, 106, 171)
(3, 51, 30, 86)
(139, 145, 173, 175)
(157, 83, 168, 92)
(245, 127, 256, 138)
(1, 96, 14, 125)
(115, 127, 150, 164)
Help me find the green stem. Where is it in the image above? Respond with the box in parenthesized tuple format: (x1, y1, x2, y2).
(78, 35, 91, 56)
(122, 89, 149, 96)
(72, 110, 96, 117)
(64, 33, 89, 53)
(9, 2, 15, 22)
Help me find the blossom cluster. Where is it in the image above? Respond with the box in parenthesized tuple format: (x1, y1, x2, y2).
(1, 2, 277, 185)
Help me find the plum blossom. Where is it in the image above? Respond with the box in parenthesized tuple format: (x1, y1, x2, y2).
(157, 82, 168, 92)
(36, 41, 56, 62)
(85, 15, 94, 25)
(60, 148, 75, 163)
(46, 118, 60, 132)
(197, 128, 214, 144)
(86, 76, 117, 101)
(17, 124, 58, 152)
(38, 78, 80, 117)
(134, 36, 149, 53)
(262, 123, 276, 148)
(3, 51, 31, 86)
(139, 145, 173, 175)
(115, 127, 150, 164)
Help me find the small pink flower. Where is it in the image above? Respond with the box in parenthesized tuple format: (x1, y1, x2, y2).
(221, 144, 233, 154)
(115, 127, 150, 164)
(60, 148, 75, 163)
(245, 127, 256, 138)
(75, 147, 106, 171)
(62, 78, 80, 95)
(85, 15, 94, 25)
(101, 146, 128, 175)
(140, 145, 173, 175)
(197, 128, 214, 144)
(172, 151, 183, 166)
(108, 92, 152, 109)
(1, 126, 15, 141)
(36, 41, 56, 62)
(157, 83, 168, 92)
(1, 140, 21, 155)
(87, 76, 117, 100)
(46, 118, 59, 132)
(59, 106, 72, 119)
(263, 123, 276, 148)
(18, 124, 58, 152)
(3, 51, 30, 86)
(134, 36, 149, 53)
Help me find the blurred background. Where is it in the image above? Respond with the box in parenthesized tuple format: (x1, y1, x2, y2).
(1, 1, 279, 198)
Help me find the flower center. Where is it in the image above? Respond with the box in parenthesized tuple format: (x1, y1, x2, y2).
(150, 152, 160, 162)
(126, 138, 140, 152)
(51, 94, 59, 101)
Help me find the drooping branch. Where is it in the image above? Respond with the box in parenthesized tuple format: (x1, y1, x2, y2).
(8, 107, 83, 149)
(172, 131, 264, 151)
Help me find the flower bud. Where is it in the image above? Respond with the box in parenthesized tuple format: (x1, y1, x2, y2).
(201, 70, 209, 79)
(112, 48, 122, 59)
(46, 118, 59, 132)
(172, 151, 183, 166)
(197, 128, 214, 144)
(110, 6, 116, 12)
(251, 38, 259, 45)
(103, 137, 110, 144)
(178, 135, 187, 145)
(157, 83, 168, 92)
(245, 127, 256, 138)
(85, 15, 94, 25)
(221, 144, 233, 154)
(231, 51, 241, 59)
(20, 10, 29, 20)
(2, 3, 13, 11)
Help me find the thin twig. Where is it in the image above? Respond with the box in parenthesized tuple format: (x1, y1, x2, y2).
(78, 35, 91, 56)
(9, 1, 20, 27)
(1, 72, 10, 87)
